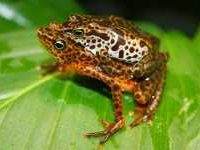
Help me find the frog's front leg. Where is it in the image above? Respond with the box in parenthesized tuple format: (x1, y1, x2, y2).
(130, 63, 167, 127)
(39, 62, 125, 144)
(38, 63, 68, 76)
(85, 85, 124, 144)
(74, 65, 125, 144)
(38, 62, 78, 77)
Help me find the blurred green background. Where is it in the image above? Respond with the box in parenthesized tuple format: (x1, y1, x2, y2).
(0, 0, 200, 150)
(0, 0, 85, 32)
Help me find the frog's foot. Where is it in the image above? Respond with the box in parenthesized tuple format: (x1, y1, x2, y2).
(85, 119, 125, 145)
(129, 104, 152, 128)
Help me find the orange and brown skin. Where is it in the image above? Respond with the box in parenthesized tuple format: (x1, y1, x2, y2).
(37, 15, 168, 145)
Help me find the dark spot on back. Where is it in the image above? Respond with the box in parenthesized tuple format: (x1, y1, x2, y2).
(130, 35, 135, 39)
(133, 54, 138, 58)
(140, 40, 146, 47)
(127, 56, 131, 59)
(112, 37, 125, 51)
(95, 26, 99, 30)
(97, 43, 101, 48)
(111, 39, 115, 44)
(90, 45, 95, 49)
(118, 50, 124, 58)
(129, 47, 135, 53)
(80, 53, 87, 58)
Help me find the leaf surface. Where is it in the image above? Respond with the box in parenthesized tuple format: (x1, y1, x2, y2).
(0, 1, 200, 149)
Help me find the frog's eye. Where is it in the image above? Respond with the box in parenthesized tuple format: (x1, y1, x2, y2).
(54, 40, 66, 50)
(73, 28, 84, 37)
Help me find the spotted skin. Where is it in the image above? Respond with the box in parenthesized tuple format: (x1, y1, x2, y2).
(37, 14, 169, 145)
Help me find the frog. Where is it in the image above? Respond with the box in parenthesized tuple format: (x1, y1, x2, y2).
(37, 14, 169, 145)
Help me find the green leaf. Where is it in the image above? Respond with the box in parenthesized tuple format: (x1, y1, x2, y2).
(0, 0, 85, 32)
(1, 27, 200, 150)
(1, 1, 200, 149)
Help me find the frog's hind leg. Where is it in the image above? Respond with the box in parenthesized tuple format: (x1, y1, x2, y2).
(85, 84, 125, 144)
(130, 64, 167, 127)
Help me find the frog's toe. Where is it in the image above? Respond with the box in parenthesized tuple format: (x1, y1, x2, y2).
(85, 130, 107, 138)
(129, 114, 149, 128)
(101, 119, 113, 129)
(99, 132, 113, 144)
(85, 119, 125, 144)
(84, 119, 113, 137)
(84, 122, 114, 138)
(85, 129, 116, 145)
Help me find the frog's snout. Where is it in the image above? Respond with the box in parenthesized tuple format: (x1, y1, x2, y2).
(37, 28, 44, 38)
(37, 27, 55, 42)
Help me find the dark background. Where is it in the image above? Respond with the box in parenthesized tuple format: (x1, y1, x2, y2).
(78, 0, 200, 37)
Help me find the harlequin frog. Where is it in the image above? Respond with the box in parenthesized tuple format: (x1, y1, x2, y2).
(37, 15, 168, 145)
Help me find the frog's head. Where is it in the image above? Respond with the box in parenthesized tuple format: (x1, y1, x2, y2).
(38, 14, 118, 63)
(37, 21, 72, 63)
(39, 14, 152, 64)
(62, 14, 118, 56)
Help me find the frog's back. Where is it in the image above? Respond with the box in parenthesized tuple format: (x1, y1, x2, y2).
(102, 15, 160, 64)
(63, 15, 160, 64)
(108, 15, 160, 50)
